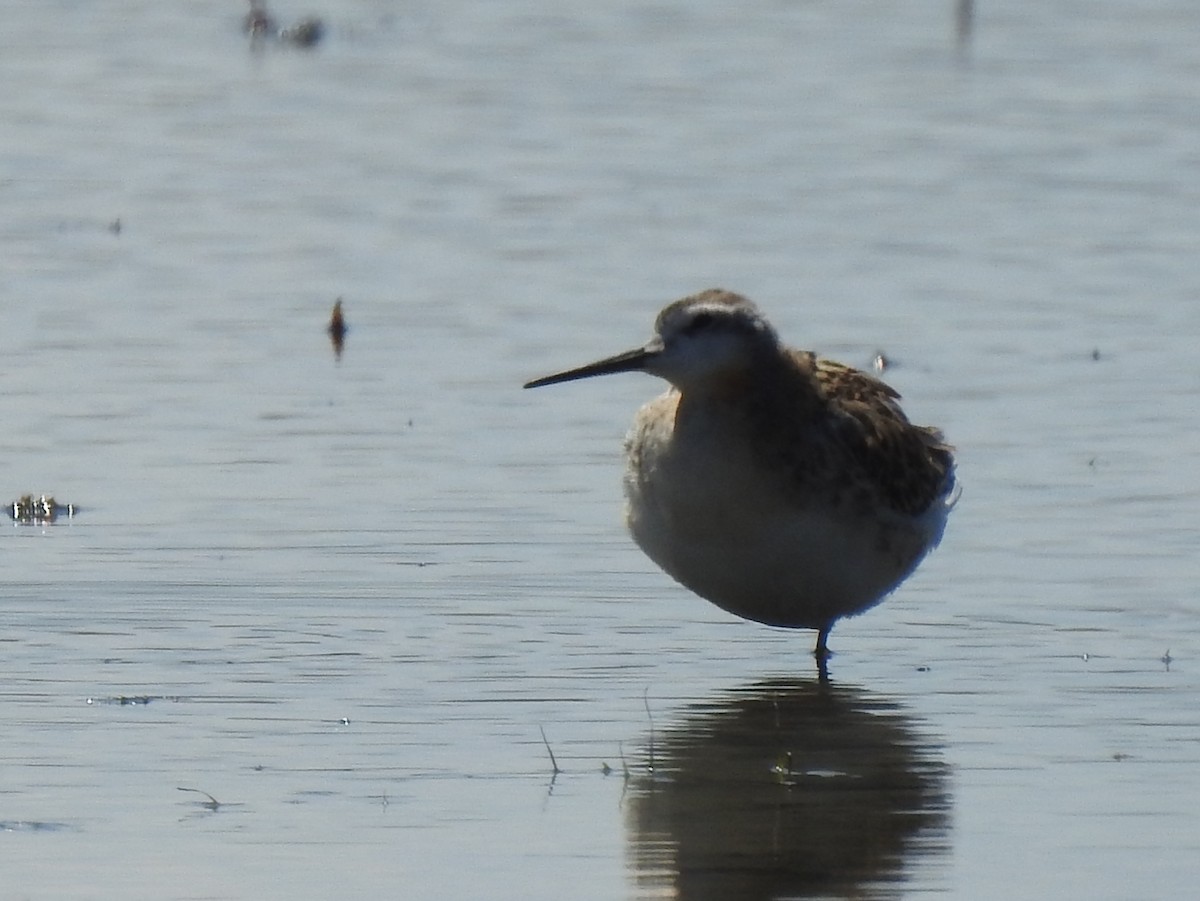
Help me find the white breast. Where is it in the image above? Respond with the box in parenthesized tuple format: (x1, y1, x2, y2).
(621, 392, 945, 629)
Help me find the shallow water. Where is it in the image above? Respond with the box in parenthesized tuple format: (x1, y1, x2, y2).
(3, 1, 1200, 898)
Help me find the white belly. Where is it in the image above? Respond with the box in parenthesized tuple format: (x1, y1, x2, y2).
(621, 396, 948, 630)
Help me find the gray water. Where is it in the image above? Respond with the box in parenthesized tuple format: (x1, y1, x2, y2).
(3, 1, 1199, 898)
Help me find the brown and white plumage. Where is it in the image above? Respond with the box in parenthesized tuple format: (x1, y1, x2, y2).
(524, 289, 956, 659)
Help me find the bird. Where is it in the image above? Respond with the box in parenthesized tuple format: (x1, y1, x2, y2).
(523, 289, 956, 661)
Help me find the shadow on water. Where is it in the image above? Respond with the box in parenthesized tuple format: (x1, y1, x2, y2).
(626, 677, 951, 900)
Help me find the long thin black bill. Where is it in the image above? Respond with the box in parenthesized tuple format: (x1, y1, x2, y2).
(523, 346, 653, 389)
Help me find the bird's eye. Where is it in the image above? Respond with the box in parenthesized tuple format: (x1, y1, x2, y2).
(686, 312, 716, 333)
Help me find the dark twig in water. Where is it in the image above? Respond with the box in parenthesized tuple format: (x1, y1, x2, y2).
(177, 787, 221, 810)
(539, 726, 560, 775)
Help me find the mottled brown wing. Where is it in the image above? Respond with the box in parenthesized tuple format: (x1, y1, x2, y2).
(813, 357, 955, 517)
(813, 357, 901, 407)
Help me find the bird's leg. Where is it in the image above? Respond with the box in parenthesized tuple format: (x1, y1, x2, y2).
(814, 625, 831, 659)
(814, 627, 832, 681)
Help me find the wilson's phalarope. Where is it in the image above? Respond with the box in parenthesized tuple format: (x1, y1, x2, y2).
(524, 289, 956, 660)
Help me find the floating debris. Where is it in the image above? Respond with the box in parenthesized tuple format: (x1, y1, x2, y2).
(328, 297, 347, 359)
(244, 0, 276, 36)
(0, 820, 80, 834)
(540, 726, 561, 776)
(8, 494, 75, 525)
(243, 0, 276, 38)
(177, 787, 222, 811)
(281, 16, 325, 47)
(243, 1, 325, 48)
(771, 751, 794, 780)
(85, 695, 180, 706)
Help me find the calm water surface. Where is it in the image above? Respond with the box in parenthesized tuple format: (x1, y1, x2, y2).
(3, 1, 1199, 898)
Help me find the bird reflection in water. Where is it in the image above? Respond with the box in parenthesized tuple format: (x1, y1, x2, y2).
(627, 678, 950, 899)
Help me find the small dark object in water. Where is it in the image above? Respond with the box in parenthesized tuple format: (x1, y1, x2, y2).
(177, 787, 222, 811)
(8, 494, 75, 525)
(281, 16, 325, 47)
(242, 2, 325, 50)
(243, 0, 276, 37)
(87, 694, 182, 705)
(328, 298, 347, 359)
(956, 0, 974, 50)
